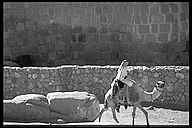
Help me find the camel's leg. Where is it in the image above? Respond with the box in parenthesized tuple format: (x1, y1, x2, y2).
(124, 97, 128, 109)
(132, 106, 137, 126)
(111, 107, 119, 123)
(99, 108, 106, 122)
(137, 104, 149, 126)
(116, 104, 120, 113)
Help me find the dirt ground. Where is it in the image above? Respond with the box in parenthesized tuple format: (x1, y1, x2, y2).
(4, 104, 189, 126)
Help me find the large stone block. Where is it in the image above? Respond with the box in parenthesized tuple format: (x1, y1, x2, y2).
(159, 24, 170, 33)
(151, 14, 164, 23)
(180, 3, 189, 15)
(110, 32, 120, 42)
(100, 15, 107, 24)
(140, 15, 148, 24)
(150, 4, 160, 16)
(140, 4, 149, 16)
(99, 26, 108, 33)
(118, 24, 128, 33)
(180, 12, 188, 21)
(72, 26, 82, 33)
(160, 4, 170, 14)
(158, 33, 168, 42)
(25, 21, 35, 30)
(169, 3, 178, 13)
(127, 25, 134, 33)
(172, 23, 179, 33)
(126, 32, 133, 42)
(186, 32, 189, 41)
(127, 5, 134, 24)
(3, 31, 9, 40)
(138, 25, 150, 33)
(180, 22, 189, 32)
(95, 6, 102, 15)
(165, 13, 178, 23)
(47, 91, 100, 123)
(107, 14, 113, 24)
(151, 24, 158, 33)
(99, 33, 110, 42)
(132, 15, 141, 24)
(108, 24, 119, 32)
(144, 34, 156, 43)
(16, 23, 25, 31)
(103, 5, 112, 14)
(180, 32, 187, 41)
(85, 26, 97, 33)
(153, 52, 167, 64)
(87, 33, 98, 42)
(133, 4, 140, 16)
(170, 33, 178, 42)
(3, 94, 50, 123)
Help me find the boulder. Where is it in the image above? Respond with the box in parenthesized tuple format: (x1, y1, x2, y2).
(47, 91, 100, 123)
(12, 94, 49, 109)
(3, 94, 50, 123)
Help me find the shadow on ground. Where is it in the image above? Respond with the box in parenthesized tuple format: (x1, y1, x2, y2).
(141, 102, 189, 112)
(4, 104, 189, 125)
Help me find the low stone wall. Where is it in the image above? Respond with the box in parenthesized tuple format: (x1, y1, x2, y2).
(3, 66, 189, 110)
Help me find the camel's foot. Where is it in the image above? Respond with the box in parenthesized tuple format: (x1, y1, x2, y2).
(116, 108, 120, 113)
(124, 104, 128, 109)
(116, 120, 119, 123)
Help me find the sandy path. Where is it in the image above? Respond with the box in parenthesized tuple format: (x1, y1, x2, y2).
(4, 104, 189, 125)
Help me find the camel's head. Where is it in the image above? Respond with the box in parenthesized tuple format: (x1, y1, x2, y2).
(120, 60, 129, 67)
(154, 81, 165, 92)
(150, 81, 166, 101)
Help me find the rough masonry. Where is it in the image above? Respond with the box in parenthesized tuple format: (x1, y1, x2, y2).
(3, 2, 189, 66)
(3, 66, 189, 110)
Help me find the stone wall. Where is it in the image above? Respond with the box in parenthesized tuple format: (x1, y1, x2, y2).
(3, 2, 189, 66)
(3, 66, 189, 110)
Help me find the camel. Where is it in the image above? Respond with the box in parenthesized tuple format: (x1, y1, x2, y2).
(98, 60, 130, 123)
(98, 78, 127, 123)
(114, 63, 165, 126)
(99, 60, 165, 125)
(109, 60, 166, 126)
(99, 78, 165, 125)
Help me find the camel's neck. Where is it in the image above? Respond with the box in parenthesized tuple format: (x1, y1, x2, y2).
(142, 87, 163, 102)
(116, 61, 128, 80)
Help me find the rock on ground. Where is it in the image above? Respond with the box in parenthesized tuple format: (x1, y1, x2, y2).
(3, 94, 50, 123)
(47, 91, 100, 123)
